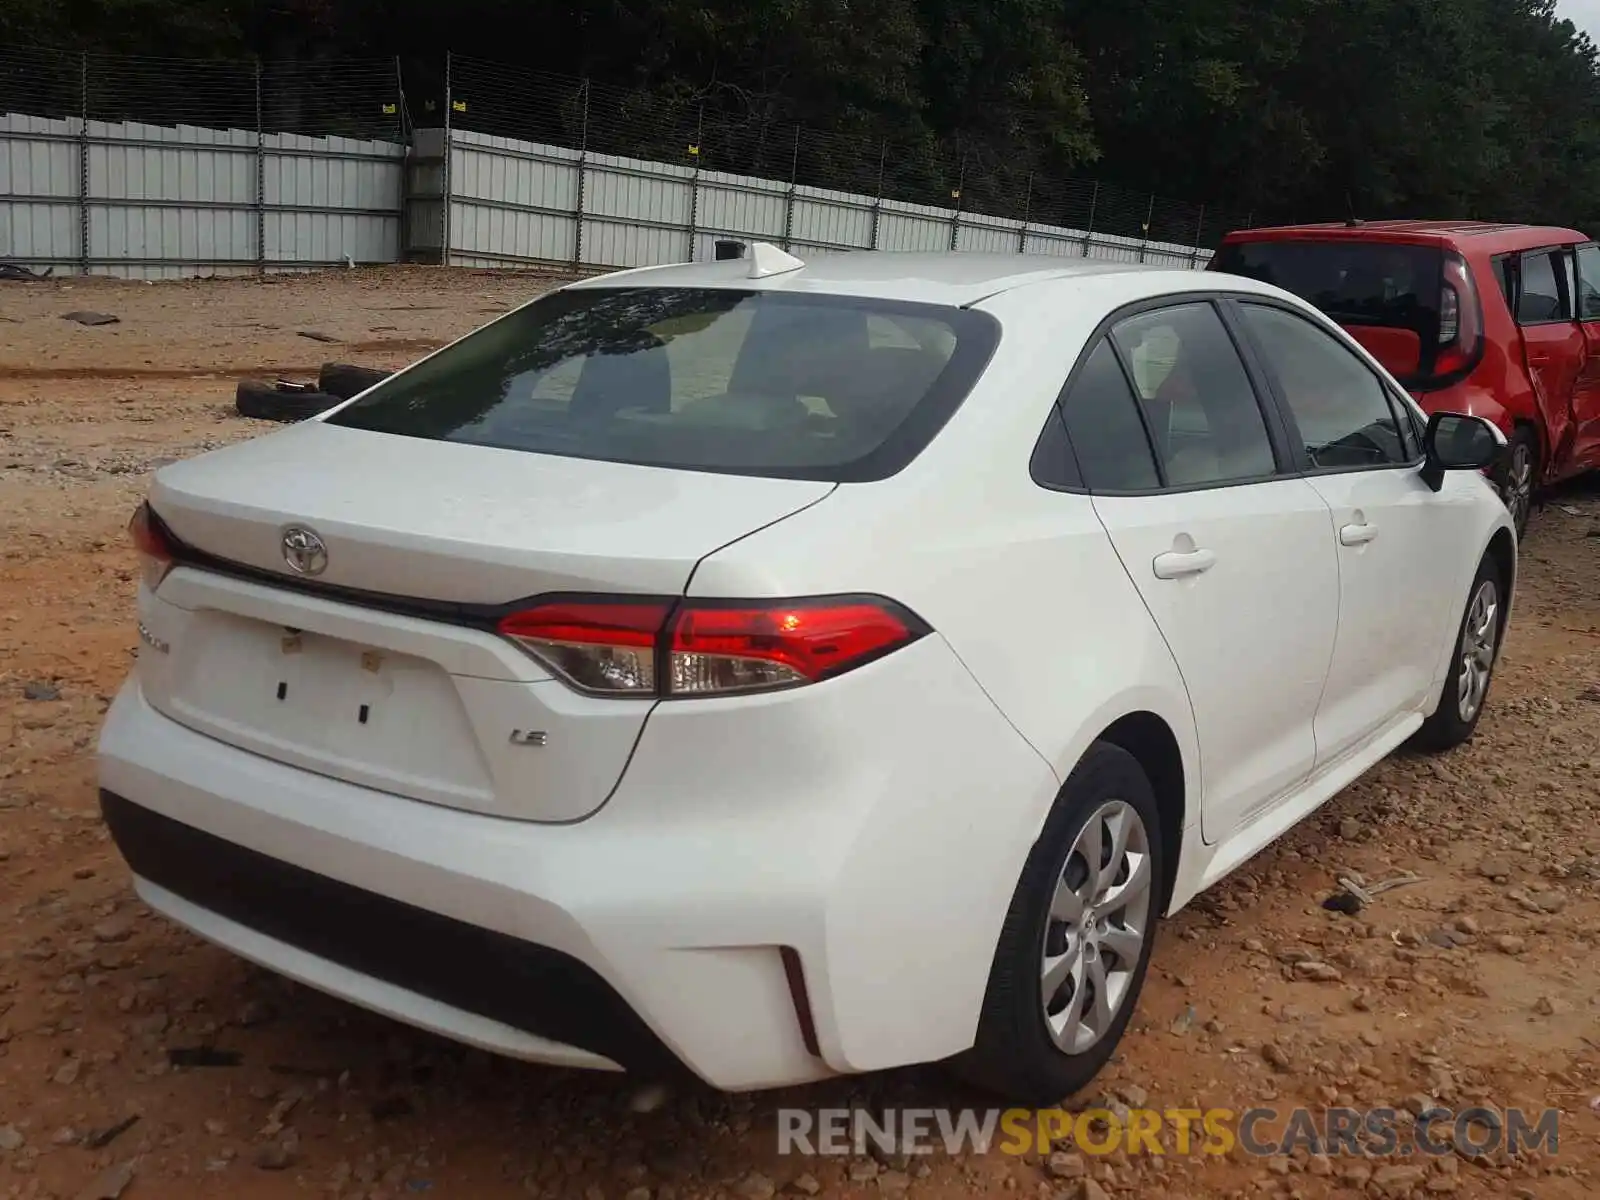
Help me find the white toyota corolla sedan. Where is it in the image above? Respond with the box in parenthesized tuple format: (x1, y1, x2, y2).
(99, 245, 1514, 1102)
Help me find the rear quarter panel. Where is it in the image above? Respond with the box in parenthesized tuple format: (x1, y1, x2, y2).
(687, 274, 1204, 820)
(682, 275, 1205, 1067)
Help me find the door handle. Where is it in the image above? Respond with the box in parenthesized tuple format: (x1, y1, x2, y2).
(1339, 522, 1379, 546)
(1152, 548, 1216, 579)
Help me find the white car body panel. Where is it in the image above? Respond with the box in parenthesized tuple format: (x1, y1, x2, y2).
(1303, 467, 1476, 767)
(1090, 481, 1339, 842)
(97, 251, 1515, 1091)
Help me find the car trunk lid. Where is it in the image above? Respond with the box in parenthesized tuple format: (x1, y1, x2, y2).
(138, 421, 833, 822)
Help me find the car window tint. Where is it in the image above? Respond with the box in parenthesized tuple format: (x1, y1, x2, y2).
(324, 288, 998, 483)
(1517, 251, 1569, 323)
(1576, 245, 1600, 320)
(1109, 303, 1277, 487)
(1029, 404, 1081, 489)
(1240, 303, 1411, 469)
(1058, 341, 1159, 491)
(1493, 256, 1514, 306)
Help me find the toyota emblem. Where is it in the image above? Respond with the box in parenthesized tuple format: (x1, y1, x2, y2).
(280, 525, 328, 576)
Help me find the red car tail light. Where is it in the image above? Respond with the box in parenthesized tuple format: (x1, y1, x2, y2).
(1435, 250, 1483, 378)
(499, 600, 671, 696)
(497, 596, 928, 698)
(128, 502, 175, 591)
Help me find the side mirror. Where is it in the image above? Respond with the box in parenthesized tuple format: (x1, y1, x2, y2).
(1420, 412, 1507, 492)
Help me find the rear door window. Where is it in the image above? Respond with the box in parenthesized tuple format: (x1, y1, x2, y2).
(324, 287, 998, 482)
(1514, 250, 1572, 324)
(1108, 303, 1278, 487)
(1576, 244, 1600, 320)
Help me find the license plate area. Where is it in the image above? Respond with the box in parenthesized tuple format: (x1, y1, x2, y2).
(164, 611, 493, 805)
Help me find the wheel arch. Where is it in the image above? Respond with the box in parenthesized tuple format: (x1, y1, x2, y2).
(1095, 711, 1187, 916)
(1485, 526, 1516, 638)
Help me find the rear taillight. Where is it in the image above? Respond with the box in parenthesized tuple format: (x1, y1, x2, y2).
(127, 502, 175, 591)
(670, 601, 919, 695)
(1435, 251, 1483, 377)
(497, 596, 928, 698)
(499, 600, 669, 695)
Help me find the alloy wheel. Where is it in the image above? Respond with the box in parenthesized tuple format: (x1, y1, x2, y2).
(1457, 578, 1499, 723)
(1504, 442, 1534, 533)
(1039, 800, 1153, 1055)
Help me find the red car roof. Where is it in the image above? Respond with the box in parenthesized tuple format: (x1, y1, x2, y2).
(1221, 219, 1589, 254)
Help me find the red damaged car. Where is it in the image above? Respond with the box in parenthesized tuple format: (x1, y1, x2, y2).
(1211, 221, 1600, 535)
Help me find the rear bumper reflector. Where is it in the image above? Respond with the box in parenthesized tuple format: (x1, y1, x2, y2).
(779, 945, 822, 1058)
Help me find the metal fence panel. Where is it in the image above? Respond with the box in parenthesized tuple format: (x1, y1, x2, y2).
(0, 114, 77, 264)
(0, 112, 406, 275)
(0, 48, 408, 278)
(789, 188, 874, 252)
(877, 201, 954, 253)
(3, 50, 1229, 278)
(696, 172, 788, 248)
(447, 130, 577, 265)
(955, 214, 1020, 254)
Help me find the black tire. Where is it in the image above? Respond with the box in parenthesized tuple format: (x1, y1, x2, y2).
(318, 362, 391, 400)
(1410, 554, 1505, 753)
(235, 379, 343, 423)
(956, 742, 1164, 1104)
(1498, 425, 1538, 539)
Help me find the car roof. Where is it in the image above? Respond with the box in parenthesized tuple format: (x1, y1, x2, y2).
(563, 250, 1180, 307)
(1221, 219, 1590, 254)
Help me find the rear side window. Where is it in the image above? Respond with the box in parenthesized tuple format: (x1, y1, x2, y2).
(1212, 240, 1446, 384)
(325, 287, 999, 482)
(1515, 250, 1571, 323)
(1058, 341, 1160, 491)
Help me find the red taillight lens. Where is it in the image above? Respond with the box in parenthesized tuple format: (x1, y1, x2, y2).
(127, 502, 175, 591)
(498, 600, 670, 696)
(497, 596, 926, 698)
(1435, 251, 1482, 378)
(668, 601, 917, 695)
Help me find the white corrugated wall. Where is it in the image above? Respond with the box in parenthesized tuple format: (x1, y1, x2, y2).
(0, 113, 404, 278)
(2, 113, 1209, 278)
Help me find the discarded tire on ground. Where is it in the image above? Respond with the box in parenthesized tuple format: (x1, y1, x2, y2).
(235, 379, 343, 423)
(318, 362, 392, 400)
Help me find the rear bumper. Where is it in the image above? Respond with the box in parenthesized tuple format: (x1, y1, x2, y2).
(101, 790, 680, 1076)
(97, 634, 1059, 1091)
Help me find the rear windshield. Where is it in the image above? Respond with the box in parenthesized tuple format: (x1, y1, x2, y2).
(324, 286, 999, 482)
(1211, 240, 1444, 379)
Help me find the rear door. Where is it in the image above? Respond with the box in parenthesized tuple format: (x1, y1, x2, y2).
(1057, 299, 1340, 843)
(1570, 243, 1600, 472)
(1510, 245, 1584, 475)
(1231, 299, 1464, 767)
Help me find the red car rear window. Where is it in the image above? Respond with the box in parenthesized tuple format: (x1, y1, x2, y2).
(1212, 240, 1445, 382)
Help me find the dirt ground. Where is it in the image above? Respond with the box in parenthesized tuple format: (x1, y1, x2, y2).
(1, 268, 1598, 1200)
